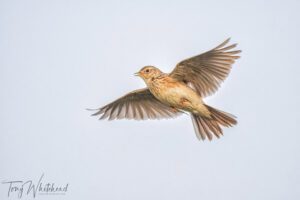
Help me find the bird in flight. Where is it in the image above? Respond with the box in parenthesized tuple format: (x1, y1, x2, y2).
(90, 38, 241, 140)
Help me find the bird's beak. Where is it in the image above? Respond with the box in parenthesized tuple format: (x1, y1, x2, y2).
(134, 72, 141, 77)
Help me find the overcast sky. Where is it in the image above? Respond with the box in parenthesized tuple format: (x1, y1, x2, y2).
(0, 0, 299, 199)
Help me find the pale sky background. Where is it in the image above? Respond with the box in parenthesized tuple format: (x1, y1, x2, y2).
(0, 0, 299, 199)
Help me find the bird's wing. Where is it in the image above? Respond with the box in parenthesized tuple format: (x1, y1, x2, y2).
(169, 38, 241, 97)
(90, 88, 182, 120)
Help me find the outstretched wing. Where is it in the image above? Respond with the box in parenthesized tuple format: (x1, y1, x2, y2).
(169, 38, 241, 97)
(90, 88, 182, 120)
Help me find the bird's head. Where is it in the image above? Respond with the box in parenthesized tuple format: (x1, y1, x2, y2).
(134, 66, 162, 83)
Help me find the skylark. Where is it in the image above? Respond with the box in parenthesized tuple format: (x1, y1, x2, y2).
(90, 38, 241, 140)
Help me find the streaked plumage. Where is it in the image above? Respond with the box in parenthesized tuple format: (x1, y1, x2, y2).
(90, 38, 241, 140)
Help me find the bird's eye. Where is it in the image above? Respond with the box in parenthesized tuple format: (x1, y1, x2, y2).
(145, 69, 150, 73)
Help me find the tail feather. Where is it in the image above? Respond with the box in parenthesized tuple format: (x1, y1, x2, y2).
(191, 105, 237, 141)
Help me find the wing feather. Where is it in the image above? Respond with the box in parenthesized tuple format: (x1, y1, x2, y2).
(91, 88, 182, 120)
(169, 38, 241, 97)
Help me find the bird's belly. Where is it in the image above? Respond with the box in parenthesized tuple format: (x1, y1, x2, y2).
(155, 84, 204, 113)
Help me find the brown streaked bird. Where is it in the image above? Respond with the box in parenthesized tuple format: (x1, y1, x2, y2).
(90, 38, 241, 140)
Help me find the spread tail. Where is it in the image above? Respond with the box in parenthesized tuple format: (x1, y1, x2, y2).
(191, 105, 237, 141)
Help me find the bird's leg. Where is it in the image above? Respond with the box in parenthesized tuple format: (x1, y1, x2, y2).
(179, 98, 189, 107)
(169, 106, 179, 113)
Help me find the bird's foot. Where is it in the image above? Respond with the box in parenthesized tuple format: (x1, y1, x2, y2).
(170, 106, 179, 113)
(180, 98, 189, 107)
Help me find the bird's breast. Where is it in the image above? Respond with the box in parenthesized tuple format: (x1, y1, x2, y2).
(148, 78, 204, 112)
